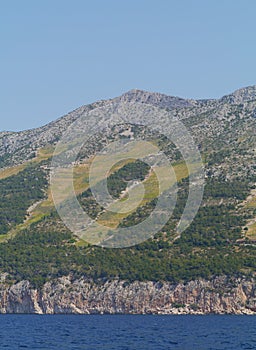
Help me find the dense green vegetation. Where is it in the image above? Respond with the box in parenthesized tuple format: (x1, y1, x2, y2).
(0, 216, 255, 288)
(78, 188, 104, 219)
(0, 163, 48, 234)
(204, 178, 250, 200)
(107, 159, 150, 198)
(0, 170, 255, 287)
(120, 177, 251, 246)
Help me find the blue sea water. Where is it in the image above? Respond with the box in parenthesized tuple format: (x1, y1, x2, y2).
(0, 315, 255, 350)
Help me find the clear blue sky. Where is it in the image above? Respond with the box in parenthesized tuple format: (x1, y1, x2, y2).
(1, 0, 256, 131)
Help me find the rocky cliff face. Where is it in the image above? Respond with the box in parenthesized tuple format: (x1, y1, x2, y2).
(0, 275, 255, 314)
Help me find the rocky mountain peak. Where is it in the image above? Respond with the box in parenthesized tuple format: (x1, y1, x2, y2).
(117, 89, 196, 110)
(220, 85, 256, 104)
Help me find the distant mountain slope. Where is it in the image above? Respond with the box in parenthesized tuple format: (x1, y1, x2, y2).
(0, 88, 196, 165)
(0, 86, 255, 298)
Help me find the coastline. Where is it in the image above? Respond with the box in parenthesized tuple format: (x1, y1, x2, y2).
(1, 275, 255, 315)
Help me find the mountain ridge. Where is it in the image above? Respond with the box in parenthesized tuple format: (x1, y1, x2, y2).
(1, 85, 256, 169)
(2, 85, 256, 135)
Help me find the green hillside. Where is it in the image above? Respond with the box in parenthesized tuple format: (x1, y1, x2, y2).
(0, 142, 255, 288)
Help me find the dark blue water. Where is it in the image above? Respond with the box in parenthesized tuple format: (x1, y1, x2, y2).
(0, 315, 255, 349)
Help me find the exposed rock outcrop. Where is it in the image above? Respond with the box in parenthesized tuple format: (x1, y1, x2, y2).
(0, 275, 255, 314)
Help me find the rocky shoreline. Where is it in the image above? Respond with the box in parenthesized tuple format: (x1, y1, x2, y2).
(0, 275, 255, 315)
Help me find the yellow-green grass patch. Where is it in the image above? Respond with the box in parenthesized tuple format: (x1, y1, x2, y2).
(247, 222, 256, 240)
(0, 163, 27, 180)
(0, 144, 56, 180)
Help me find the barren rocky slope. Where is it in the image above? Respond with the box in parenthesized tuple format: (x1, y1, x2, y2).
(1, 85, 256, 172)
